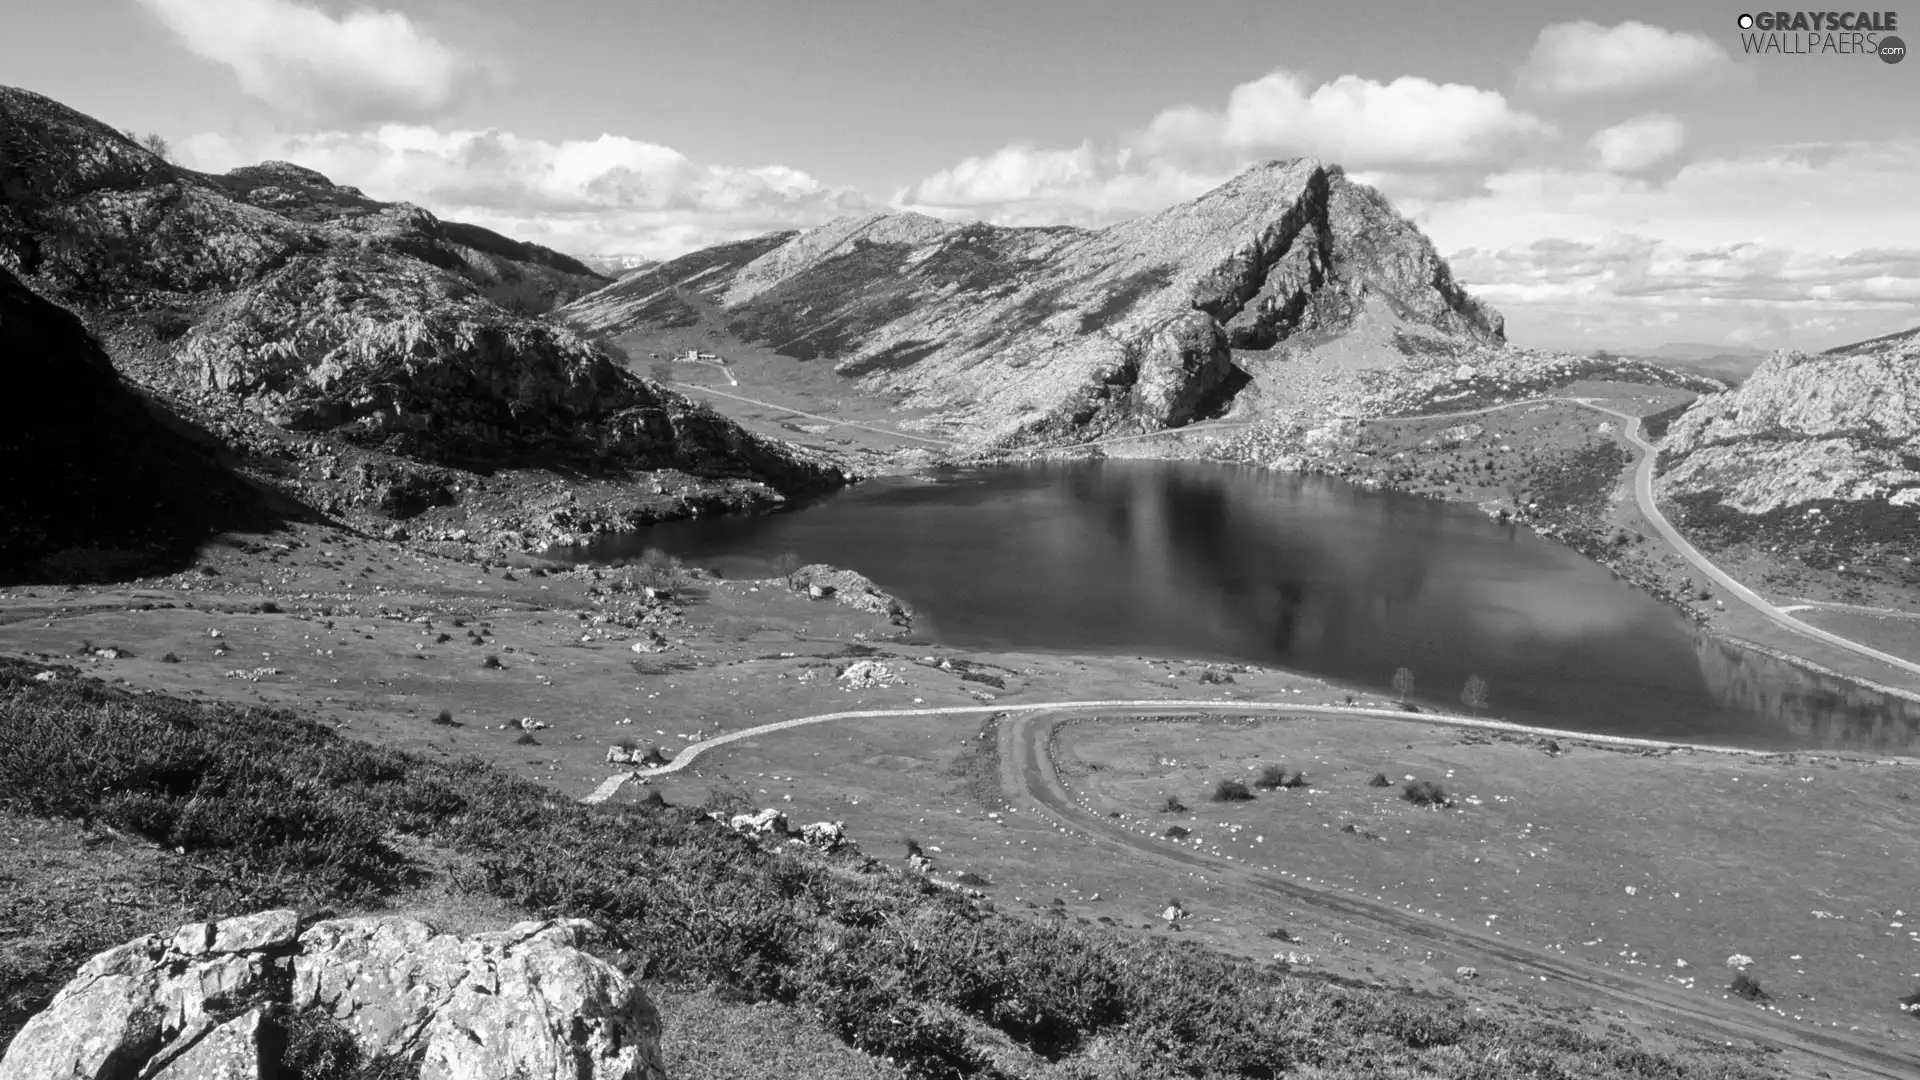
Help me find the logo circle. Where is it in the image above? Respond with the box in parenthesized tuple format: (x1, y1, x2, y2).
(1881, 35, 1907, 63)
(1738, 13, 1754, 29)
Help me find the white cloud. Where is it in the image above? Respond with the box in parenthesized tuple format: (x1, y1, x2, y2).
(178, 126, 877, 258)
(897, 69, 1546, 225)
(1420, 141, 1920, 350)
(1136, 70, 1550, 168)
(1518, 21, 1735, 97)
(896, 143, 1224, 227)
(138, 0, 465, 124)
(1586, 114, 1687, 173)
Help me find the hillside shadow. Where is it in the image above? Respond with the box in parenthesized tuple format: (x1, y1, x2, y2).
(1, 268, 299, 585)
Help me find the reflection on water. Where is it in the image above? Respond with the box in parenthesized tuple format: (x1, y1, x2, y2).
(565, 460, 1918, 752)
(1694, 636, 1920, 753)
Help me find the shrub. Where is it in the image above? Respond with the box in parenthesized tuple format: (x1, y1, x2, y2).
(1256, 766, 1309, 790)
(1197, 669, 1234, 684)
(1164, 825, 1190, 839)
(1161, 796, 1187, 814)
(1211, 778, 1254, 802)
(1729, 972, 1767, 1002)
(514, 733, 538, 746)
(903, 837, 924, 859)
(160, 652, 180, 663)
(258, 601, 281, 614)
(435, 633, 452, 644)
(1402, 779, 1449, 807)
(481, 654, 504, 669)
(954, 871, 991, 887)
(1369, 772, 1392, 787)
(431, 709, 456, 727)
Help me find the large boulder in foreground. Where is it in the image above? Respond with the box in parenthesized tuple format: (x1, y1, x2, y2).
(0, 910, 666, 1080)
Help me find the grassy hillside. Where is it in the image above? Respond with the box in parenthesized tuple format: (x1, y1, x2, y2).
(0, 659, 1777, 1079)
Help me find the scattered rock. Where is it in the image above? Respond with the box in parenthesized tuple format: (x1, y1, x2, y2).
(1455, 966, 1478, 979)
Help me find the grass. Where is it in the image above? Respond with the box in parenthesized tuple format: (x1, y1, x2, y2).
(0, 660, 1781, 1079)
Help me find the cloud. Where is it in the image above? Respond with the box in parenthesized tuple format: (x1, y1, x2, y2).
(1518, 21, 1735, 97)
(177, 126, 876, 259)
(1586, 114, 1687, 173)
(138, 0, 466, 124)
(1136, 70, 1550, 169)
(897, 69, 1546, 225)
(896, 143, 1224, 227)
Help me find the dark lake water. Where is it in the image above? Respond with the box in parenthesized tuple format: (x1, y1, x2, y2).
(565, 461, 1920, 753)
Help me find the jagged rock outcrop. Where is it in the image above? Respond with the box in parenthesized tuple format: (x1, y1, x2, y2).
(1658, 328, 1920, 515)
(0, 910, 666, 1080)
(563, 160, 1504, 443)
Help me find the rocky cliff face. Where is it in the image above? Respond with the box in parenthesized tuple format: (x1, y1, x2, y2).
(1658, 329, 1920, 515)
(1654, 326, 1920, 583)
(0, 85, 846, 559)
(563, 161, 1504, 443)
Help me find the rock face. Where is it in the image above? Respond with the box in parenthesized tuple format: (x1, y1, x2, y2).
(562, 161, 1503, 443)
(790, 564, 913, 624)
(0, 910, 666, 1080)
(1658, 328, 1920, 515)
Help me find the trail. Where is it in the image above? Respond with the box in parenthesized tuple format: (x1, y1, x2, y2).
(581, 697, 1810, 803)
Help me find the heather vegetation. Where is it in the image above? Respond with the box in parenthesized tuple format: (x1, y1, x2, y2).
(0, 659, 1770, 1078)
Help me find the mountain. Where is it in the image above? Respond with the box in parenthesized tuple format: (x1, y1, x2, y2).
(562, 160, 1505, 443)
(0, 266, 283, 580)
(1615, 344, 1771, 387)
(1655, 326, 1920, 579)
(0, 86, 846, 560)
(581, 254, 660, 278)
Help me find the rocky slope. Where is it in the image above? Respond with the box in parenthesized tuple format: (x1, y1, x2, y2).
(0, 85, 848, 564)
(563, 160, 1506, 443)
(1655, 327, 1920, 585)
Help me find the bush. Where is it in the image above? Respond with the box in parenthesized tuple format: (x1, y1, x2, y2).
(1256, 766, 1308, 790)
(258, 601, 281, 614)
(953, 871, 991, 887)
(160, 652, 180, 663)
(481, 654, 504, 669)
(1161, 796, 1187, 814)
(1163, 825, 1190, 839)
(1729, 972, 1767, 1001)
(513, 733, 538, 746)
(1211, 778, 1254, 802)
(1368, 772, 1392, 787)
(1402, 779, 1449, 807)
(903, 837, 924, 859)
(431, 709, 456, 727)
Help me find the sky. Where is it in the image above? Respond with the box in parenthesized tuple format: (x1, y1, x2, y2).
(4, 0, 1916, 351)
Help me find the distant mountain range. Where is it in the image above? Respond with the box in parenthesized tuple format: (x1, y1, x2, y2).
(1606, 344, 1773, 386)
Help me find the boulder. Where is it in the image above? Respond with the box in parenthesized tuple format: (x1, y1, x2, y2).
(0, 911, 665, 1080)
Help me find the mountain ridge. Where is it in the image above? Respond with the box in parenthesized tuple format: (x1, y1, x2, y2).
(562, 159, 1506, 444)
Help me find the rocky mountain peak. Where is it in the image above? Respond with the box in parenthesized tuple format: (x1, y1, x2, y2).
(563, 158, 1505, 442)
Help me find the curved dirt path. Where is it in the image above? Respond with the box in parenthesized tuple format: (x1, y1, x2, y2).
(582, 697, 1799, 803)
(1006, 708, 1919, 1079)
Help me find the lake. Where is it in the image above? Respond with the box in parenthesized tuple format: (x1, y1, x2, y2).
(563, 460, 1920, 753)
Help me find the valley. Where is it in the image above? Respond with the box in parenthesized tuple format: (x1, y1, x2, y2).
(6, 78, 1920, 1080)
